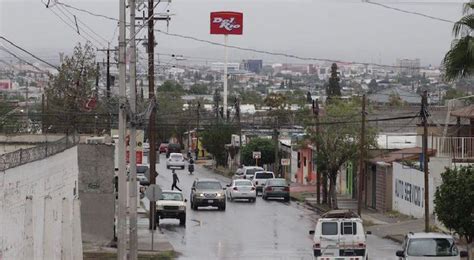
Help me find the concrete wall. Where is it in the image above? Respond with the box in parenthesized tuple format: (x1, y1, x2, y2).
(0, 146, 81, 259)
(77, 144, 115, 245)
(392, 162, 434, 218)
(0, 134, 65, 144)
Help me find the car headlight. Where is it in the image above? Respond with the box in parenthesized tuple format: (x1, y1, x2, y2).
(198, 193, 205, 197)
(157, 205, 164, 210)
(216, 193, 224, 198)
(179, 205, 186, 210)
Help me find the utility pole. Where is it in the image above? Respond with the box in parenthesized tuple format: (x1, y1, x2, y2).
(97, 48, 113, 98)
(117, 0, 127, 257)
(313, 99, 320, 205)
(421, 90, 430, 232)
(196, 101, 200, 160)
(147, 0, 157, 230)
(236, 98, 242, 165)
(273, 118, 279, 176)
(357, 94, 366, 217)
(129, 0, 138, 258)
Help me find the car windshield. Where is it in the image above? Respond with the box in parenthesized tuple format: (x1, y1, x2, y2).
(160, 192, 183, 201)
(268, 179, 287, 186)
(245, 168, 263, 175)
(235, 180, 253, 186)
(255, 172, 274, 179)
(196, 181, 222, 190)
(407, 238, 458, 256)
(137, 166, 148, 173)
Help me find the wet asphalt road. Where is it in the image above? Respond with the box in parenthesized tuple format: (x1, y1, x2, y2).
(145, 154, 400, 260)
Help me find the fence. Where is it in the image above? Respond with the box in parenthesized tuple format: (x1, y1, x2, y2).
(432, 136, 474, 160)
(0, 134, 79, 171)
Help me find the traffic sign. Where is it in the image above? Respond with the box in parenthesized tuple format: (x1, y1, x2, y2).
(145, 184, 162, 202)
(252, 151, 261, 159)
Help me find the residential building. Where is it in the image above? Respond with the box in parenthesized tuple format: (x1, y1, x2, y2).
(242, 60, 263, 74)
(397, 58, 421, 76)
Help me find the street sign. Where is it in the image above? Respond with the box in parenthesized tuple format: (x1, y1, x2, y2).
(281, 158, 290, 166)
(252, 151, 261, 159)
(145, 184, 162, 202)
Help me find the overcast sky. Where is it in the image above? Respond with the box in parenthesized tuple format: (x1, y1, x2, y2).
(0, 0, 466, 67)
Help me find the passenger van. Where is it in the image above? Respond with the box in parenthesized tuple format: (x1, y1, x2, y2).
(309, 210, 370, 260)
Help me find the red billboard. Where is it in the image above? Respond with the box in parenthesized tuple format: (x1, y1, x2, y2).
(0, 80, 12, 90)
(210, 12, 243, 35)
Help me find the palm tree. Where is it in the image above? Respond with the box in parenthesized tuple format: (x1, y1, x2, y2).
(443, 1, 474, 81)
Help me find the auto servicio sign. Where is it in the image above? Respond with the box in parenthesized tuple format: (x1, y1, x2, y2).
(210, 11, 243, 35)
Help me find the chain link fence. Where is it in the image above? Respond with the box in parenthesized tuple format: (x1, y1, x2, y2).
(0, 134, 80, 171)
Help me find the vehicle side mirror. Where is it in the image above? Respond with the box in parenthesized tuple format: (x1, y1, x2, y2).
(140, 180, 150, 186)
(191, 187, 196, 191)
(460, 251, 468, 257)
(366, 231, 372, 235)
(226, 184, 230, 187)
(309, 230, 315, 235)
(223, 187, 226, 190)
(184, 199, 188, 203)
(396, 251, 405, 257)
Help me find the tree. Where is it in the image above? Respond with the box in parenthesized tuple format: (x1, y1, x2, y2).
(326, 63, 341, 99)
(443, 87, 467, 102)
(443, 2, 474, 81)
(157, 80, 183, 92)
(434, 166, 474, 257)
(239, 90, 262, 105)
(201, 122, 235, 166)
(388, 92, 404, 107)
(45, 42, 99, 134)
(188, 84, 208, 95)
(308, 98, 377, 208)
(368, 79, 378, 93)
(264, 93, 286, 110)
(241, 137, 275, 166)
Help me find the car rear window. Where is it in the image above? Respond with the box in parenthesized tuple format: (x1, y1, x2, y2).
(255, 172, 274, 179)
(268, 179, 287, 186)
(196, 181, 222, 190)
(246, 168, 263, 175)
(341, 222, 357, 235)
(407, 238, 458, 256)
(136, 166, 148, 173)
(321, 222, 338, 235)
(171, 154, 183, 159)
(235, 180, 253, 186)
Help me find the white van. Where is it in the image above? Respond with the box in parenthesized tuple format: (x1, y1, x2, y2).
(309, 210, 370, 260)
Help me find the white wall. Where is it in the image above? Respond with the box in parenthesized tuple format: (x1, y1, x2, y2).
(0, 146, 81, 259)
(392, 162, 434, 218)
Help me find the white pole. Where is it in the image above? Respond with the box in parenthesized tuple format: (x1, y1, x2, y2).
(223, 35, 228, 114)
(118, 0, 128, 257)
(61, 198, 72, 260)
(129, 0, 138, 258)
(23, 195, 34, 260)
(42, 195, 53, 260)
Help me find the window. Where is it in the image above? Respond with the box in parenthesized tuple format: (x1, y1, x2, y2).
(196, 181, 222, 189)
(160, 192, 183, 201)
(304, 157, 307, 167)
(341, 222, 357, 235)
(235, 180, 252, 186)
(321, 222, 338, 235)
(255, 172, 274, 179)
(407, 238, 458, 256)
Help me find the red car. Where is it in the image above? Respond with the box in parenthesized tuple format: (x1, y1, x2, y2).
(159, 143, 169, 154)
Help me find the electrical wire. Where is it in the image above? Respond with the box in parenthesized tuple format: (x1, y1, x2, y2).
(0, 36, 58, 70)
(0, 46, 46, 73)
(366, 0, 455, 23)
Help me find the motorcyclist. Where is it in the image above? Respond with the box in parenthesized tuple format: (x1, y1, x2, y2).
(188, 158, 195, 174)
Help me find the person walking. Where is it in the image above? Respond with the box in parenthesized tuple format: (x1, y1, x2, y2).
(171, 169, 182, 191)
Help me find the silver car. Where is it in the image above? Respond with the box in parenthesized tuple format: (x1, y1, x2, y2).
(262, 178, 290, 202)
(226, 179, 257, 202)
(166, 153, 185, 169)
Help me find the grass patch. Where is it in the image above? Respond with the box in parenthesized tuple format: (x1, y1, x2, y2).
(363, 219, 376, 227)
(290, 192, 313, 202)
(84, 250, 176, 260)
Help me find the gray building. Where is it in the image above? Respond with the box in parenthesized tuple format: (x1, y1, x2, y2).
(397, 58, 420, 76)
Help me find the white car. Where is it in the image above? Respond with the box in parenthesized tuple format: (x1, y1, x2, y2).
(233, 166, 264, 180)
(166, 153, 185, 169)
(226, 179, 256, 202)
(309, 210, 370, 260)
(396, 232, 468, 260)
(252, 171, 275, 193)
(156, 190, 186, 226)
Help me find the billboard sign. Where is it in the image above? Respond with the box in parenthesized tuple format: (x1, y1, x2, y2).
(0, 80, 12, 90)
(210, 11, 243, 35)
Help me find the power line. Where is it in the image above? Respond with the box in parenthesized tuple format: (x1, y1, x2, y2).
(366, 0, 455, 23)
(0, 36, 58, 70)
(0, 46, 46, 73)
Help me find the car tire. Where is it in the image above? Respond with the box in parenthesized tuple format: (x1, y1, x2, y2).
(251, 198, 256, 203)
(262, 195, 267, 200)
(220, 203, 226, 211)
(284, 196, 290, 202)
(179, 214, 186, 226)
(181, 166, 185, 170)
(155, 214, 160, 226)
(166, 166, 170, 169)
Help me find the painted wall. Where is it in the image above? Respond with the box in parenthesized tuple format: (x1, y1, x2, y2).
(392, 162, 434, 218)
(0, 146, 81, 259)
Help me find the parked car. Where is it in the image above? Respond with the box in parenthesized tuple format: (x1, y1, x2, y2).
(190, 178, 226, 210)
(166, 153, 185, 169)
(252, 171, 275, 193)
(396, 232, 468, 260)
(309, 210, 370, 259)
(166, 143, 181, 158)
(226, 179, 256, 202)
(262, 178, 289, 201)
(155, 190, 186, 226)
(143, 142, 150, 153)
(159, 143, 169, 154)
(233, 166, 264, 180)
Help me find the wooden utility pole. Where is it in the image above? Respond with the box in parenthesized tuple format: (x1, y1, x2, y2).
(236, 98, 242, 165)
(313, 99, 321, 205)
(196, 101, 200, 160)
(147, 0, 157, 230)
(273, 118, 279, 175)
(97, 47, 114, 98)
(421, 90, 430, 232)
(357, 94, 366, 217)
